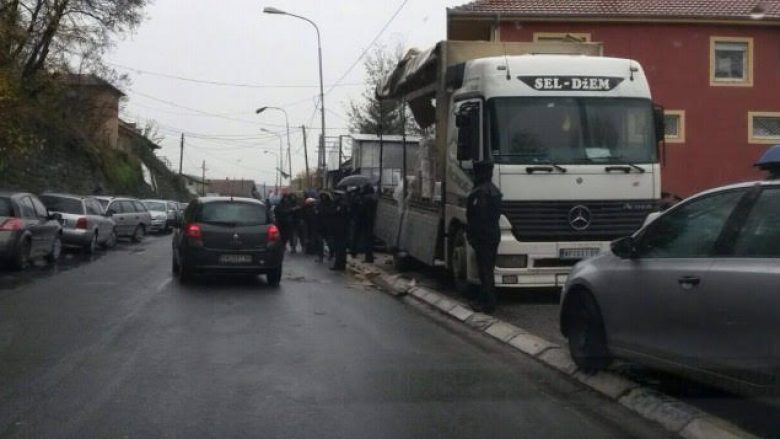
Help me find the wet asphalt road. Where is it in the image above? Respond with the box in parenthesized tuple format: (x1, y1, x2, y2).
(374, 255, 780, 438)
(0, 236, 674, 438)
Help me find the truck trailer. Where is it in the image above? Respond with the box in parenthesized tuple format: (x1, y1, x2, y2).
(374, 40, 665, 291)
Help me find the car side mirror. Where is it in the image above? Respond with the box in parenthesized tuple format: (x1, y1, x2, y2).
(611, 236, 638, 259)
(653, 105, 665, 144)
(105, 209, 115, 217)
(48, 212, 62, 222)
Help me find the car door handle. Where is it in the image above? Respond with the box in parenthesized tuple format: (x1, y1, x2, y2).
(678, 276, 701, 289)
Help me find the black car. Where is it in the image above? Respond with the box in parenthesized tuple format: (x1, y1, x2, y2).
(0, 191, 63, 269)
(172, 197, 284, 285)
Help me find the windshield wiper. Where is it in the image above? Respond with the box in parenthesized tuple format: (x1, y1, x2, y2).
(604, 157, 645, 174)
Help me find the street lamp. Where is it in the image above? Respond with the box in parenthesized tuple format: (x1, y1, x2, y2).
(261, 128, 286, 184)
(256, 106, 292, 183)
(263, 150, 280, 189)
(263, 6, 326, 188)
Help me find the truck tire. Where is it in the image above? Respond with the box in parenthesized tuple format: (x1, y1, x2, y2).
(450, 229, 472, 295)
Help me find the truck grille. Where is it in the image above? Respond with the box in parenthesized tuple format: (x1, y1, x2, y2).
(501, 200, 657, 242)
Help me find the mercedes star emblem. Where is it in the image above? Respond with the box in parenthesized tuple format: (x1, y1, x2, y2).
(568, 205, 592, 231)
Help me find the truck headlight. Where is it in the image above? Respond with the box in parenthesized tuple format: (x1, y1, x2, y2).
(496, 254, 528, 268)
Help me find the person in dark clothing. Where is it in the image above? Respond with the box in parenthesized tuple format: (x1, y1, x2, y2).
(354, 183, 377, 263)
(329, 190, 351, 271)
(302, 197, 322, 261)
(318, 191, 337, 261)
(346, 186, 361, 259)
(274, 194, 294, 252)
(287, 194, 301, 254)
(466, 161, 503, 313)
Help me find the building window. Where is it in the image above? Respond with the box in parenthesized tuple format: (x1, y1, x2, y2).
(710, 37, 753, 87)
(664, 110, 686, 143)
(533, 32, 591, 43)
(748, 112, 780, 144)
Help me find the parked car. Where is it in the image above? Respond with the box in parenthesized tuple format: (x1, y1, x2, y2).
(0, 191, 63, 269)
(172, 197, 283, 285)
(141, 199, 175, 233)
(560, 179, 780, 395)
(39, 193, 117, 253)
(104, 198, 152, 242)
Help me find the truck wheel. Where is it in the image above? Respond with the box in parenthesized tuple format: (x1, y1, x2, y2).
(450, 229, 472, 295)
(567, 292, 611, 374)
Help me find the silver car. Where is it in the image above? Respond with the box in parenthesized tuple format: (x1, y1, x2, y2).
(39, 194, 117, 253)
(141, 199, 175, 233)
(560, 180, 780, 395)
(104, 198, 152, 242)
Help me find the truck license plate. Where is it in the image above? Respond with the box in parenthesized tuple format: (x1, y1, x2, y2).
(219, 254, 252, 264)
(559, 248, 600, 260)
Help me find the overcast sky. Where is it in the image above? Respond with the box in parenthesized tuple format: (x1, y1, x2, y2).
(109, 0, 465, 185)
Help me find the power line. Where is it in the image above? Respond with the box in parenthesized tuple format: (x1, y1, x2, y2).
(108, 61, 365, 89)
(325, 0, 410, 95)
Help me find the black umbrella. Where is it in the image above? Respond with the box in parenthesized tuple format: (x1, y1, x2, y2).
(336, 174, 373, 189)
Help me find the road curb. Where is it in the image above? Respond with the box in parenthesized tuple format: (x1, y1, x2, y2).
(347, 259, 760, 439)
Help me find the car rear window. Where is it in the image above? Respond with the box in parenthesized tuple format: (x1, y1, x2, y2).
(144, 201, 167, 211)
(0, 198, 13, 217)
(199, 202, 268, 226)
(40, 195, 84, 214)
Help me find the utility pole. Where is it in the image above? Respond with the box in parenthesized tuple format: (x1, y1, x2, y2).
(302, 125, 310, 189)
(179, 134, 184, 176)
(201, 160, 207, 196)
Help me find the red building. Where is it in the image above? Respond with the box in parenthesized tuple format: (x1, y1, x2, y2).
(448, 0, 780, 197)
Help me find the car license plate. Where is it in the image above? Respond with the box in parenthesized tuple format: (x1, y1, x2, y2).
(219, 254, 252, 264)
(559, 248, 600, 260)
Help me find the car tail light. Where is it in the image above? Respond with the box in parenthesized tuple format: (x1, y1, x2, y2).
(185, 223, 202, 240)
(267, 224, 280, 242)
(75, 217, 88, 229)
(0, 218, 23, 231)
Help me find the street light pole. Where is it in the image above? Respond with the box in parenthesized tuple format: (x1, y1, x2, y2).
(256, 106, 292, 186)
(261, 128, 286, 188)
(263, 6, 326, 189)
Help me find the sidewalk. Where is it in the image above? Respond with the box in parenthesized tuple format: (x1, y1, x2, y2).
(347, 256, 761, 439)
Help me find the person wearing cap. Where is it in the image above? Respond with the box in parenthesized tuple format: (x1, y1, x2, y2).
(466, 161, 503, 313)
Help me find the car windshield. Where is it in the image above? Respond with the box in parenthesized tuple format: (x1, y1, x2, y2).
(199, 202, 267, 226)
(489, 97, 657, 165)
(143, 201, 167, 211)
(40, 195, 83, 214)
(0, 198, 12, 217)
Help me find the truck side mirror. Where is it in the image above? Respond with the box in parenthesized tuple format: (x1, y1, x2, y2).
(653, 105, 665, 144)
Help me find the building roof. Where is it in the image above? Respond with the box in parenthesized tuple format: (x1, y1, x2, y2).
(118, 119, 161, 150)
(206, 179, 259, 198)
(350, 134, 422, 143)
(448, 0, 780, 22)
(58, 73, 125, 96)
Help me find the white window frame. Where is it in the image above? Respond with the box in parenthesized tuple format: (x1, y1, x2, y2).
(710, 36, 754, 87)
(664, 110, 686, 143)
(748, 112, 780, 144)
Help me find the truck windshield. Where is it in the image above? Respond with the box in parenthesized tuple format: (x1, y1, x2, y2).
(488, 97, 657, 165)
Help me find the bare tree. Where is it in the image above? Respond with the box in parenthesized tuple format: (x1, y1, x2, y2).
(0, 0, 147, 80)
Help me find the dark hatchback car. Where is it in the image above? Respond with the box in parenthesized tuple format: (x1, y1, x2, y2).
(172, 197, 283, 285)
(0, 191, 63, 269)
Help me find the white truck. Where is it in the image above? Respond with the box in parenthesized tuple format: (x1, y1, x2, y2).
(374, 40, 665, 290)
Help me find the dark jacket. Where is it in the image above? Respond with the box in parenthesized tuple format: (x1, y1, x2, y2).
(466, 181, 502, 246)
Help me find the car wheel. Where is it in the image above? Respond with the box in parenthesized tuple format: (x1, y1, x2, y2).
(567, 292, 611, 374)
(45, 236, 62, 263)
(12, 238, 31, 270)
(171, 252, 180, 274)
(132, 225, 145, 243)
(266, 266, 282, 286)
(84, 232, 97, 254)
(177, 256, 193, 283)
(102, 229, 118, 249)
(450, 228, 472, 295)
